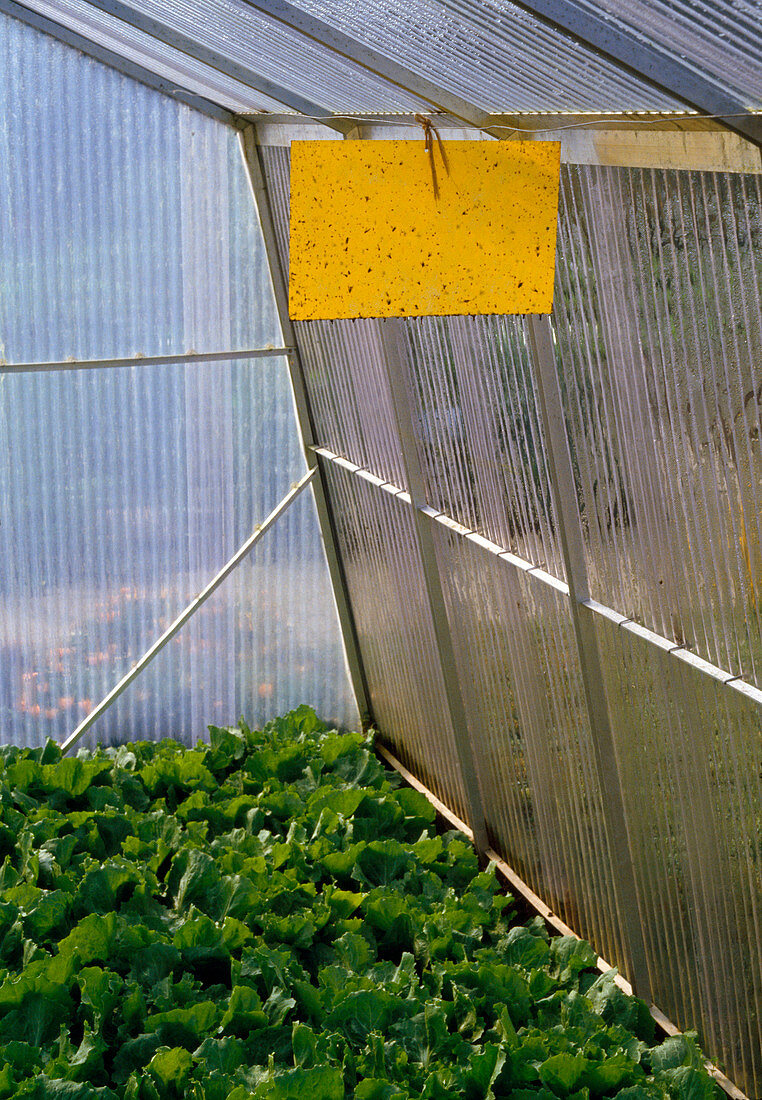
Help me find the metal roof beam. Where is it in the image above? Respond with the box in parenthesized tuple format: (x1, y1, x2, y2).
(1, 0, 237, 123)
(242, 0, 520, 135)
(80, 0, 351, 131)
(488, 0, 762, 148)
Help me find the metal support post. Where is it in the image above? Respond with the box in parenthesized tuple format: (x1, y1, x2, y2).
(237, 123, 373, 729)
(526, 312, 651, 998)
(378, 318, 489, 856)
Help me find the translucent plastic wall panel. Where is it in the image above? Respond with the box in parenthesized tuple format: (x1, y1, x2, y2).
(435, 528, 626, 972)
(583, 0, 762, 108)
(297, 319, 406, 486)
(294, 0, 683, 111)
(403, 315, 563, 578)
(0, 357, 358, 746)
(595, 614, 762, 1093)
(0, 12, 279, 363)
(260, 145, 566, 568)
(75, 488, 358, 748)
(322, 459, 470, 822)
(259, 145, 295, 279)
(555, 164, 762, 685)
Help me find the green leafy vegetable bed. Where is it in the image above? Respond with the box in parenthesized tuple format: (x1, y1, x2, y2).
(0, 707, 717, 1099)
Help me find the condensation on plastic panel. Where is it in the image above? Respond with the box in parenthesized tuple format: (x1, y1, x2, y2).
(433, 527, 626, 972)
(581, 0, 762, 109)
(0, 13, 279, 364)
(259, 144, 406, 484)
(5, 1, 289, 112)
(103, 0, 428, 114)
(75, 487, 359, 748)
(403, 315, 564, 578)
(594, 613, 762, 1094)
(293, 0, 683, 112)
(0, 357, 307, 748)
(321, 460, 470, 823)
(555, 164, 762, 687)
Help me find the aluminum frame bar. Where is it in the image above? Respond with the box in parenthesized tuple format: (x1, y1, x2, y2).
(376, 317, 490, 855)
(237, 123, 373, 729)
(60, 467, 317, 755)
(1, 0, 236, 124)
(78, 0, 352, 130)
(0, 346, 294, 374)
(525, 313, 651, 997)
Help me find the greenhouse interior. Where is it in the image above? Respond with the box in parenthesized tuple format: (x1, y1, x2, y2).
(1, 0, 762, 1095)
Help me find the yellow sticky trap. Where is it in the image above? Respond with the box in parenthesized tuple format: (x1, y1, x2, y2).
(288, 140, 561, 321)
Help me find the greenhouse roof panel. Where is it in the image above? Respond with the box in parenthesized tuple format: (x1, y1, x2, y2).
(581, 0, 762, 109)
(278, 0, 685, 112)
(10, 0, 289, 111)
(6, 0, 762, 124)
(122, 0, 430, 112)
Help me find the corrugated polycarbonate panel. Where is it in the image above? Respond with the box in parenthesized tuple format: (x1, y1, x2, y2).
(8, 0, 288, 111)
(434, 529, 627, 972)
(581, 0, 762, 108)
(0, 12, 280, 364)
(594, 613, 762, 1091)
(291, 0, 683, 111)
(555, 164, 762, 688)
(403, 315, 564, 577)
(93, 0, 428, 114)
(74, 487, 360, 748)
(298, 319, 407, 485)
(322, 459, 470, 822)
(259, 144, 295, 278)
(259, 145, 407, 485)
(0, 357, 358, 746)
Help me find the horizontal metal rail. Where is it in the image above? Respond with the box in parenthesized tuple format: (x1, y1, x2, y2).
(60, 467, 316, 755)
(251, 111, 760, 132)
(0, 347, 294, 375)
(313, 444, 762, 710)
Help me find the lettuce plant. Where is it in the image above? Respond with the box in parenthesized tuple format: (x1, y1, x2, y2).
(0, 708, 718, 1099)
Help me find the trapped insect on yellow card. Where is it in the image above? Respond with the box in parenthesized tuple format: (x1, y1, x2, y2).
(288, 140, 561, 320)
